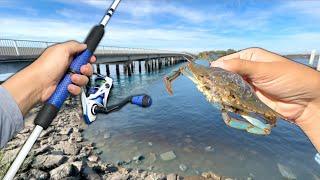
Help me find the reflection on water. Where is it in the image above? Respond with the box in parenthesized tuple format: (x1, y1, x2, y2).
(84, 58, 320, 179)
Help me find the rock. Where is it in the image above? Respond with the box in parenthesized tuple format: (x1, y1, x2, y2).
(1, 148, 19, 164)
(145, 172, 166, 180)
(60, 127, 73, 135)
(277, 163, 297, 179)
(103, 132, 111, 139)
(108, 172, 129, 180)
(205, 146, 214, 152)
(179, 164, 188, 171)
(88, 155, 99, 162)
(95, 149, 103, 155)
(149, 152, 157, 163)
(19, 128, 30, 134)
(82, 166, 102, 180)
(160, 151, 176, 161)
(167, 173, 177, 180)
(33, 144, 51, 155)
(55, 141, 80, 155)
(50, 163, 78, 180)
(71, 161, 84, 172)
(40, 127, 55, 138)
(28, 169, 49, 180)
(133, 154, 144, 161)
(105, 165, 118, 173)
(32, 154, 67, 170)
(201, 171, 221, 180)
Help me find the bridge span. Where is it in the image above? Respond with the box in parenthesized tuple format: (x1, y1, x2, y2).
(0, 39, 196, 79)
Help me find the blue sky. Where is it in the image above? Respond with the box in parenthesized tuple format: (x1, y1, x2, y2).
(1, 0, 320, 54)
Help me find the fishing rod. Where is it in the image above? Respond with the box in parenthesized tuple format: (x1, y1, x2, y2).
(4, 0, 121, 179)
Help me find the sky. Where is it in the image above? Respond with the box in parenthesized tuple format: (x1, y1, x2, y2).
(1, 0, 320, 54)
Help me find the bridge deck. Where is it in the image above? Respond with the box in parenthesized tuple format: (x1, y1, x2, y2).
(0, 39, 195, 63)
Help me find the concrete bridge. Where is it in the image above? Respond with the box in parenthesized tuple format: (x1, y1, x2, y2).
(0, 39, 196, 79)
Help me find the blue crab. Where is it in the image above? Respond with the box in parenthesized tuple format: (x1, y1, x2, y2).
(164, 58, 281, 135)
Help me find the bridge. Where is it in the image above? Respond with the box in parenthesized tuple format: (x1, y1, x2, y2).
(0, 39, 196, 79)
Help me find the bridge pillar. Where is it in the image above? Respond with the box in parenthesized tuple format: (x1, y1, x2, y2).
(138, 61, 141, 73)
(158, 58, 162, 70)
(147, 61, 151, 73)
(130, 62, 134, 74)
(116, 64, 120, 77)
(151, 59, 154, 71)
(123, 63, 127, 76)
(97, 64, 101, 74)
(127, 63, 132, 76)
(106, 64, 110, 76)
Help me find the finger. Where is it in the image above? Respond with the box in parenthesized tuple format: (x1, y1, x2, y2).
(62, 40, 87, 55)
(80, 63, 93, 77)
(211, 58, 265, 77)
(89, 56, 97, 63)
(68, 84, 81, 95)
(71, 74, 89, 87)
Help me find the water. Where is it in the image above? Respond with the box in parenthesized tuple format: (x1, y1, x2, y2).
(84, 58, 320, 179)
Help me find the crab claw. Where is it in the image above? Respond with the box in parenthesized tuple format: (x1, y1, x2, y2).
(163, 70, 182, 96)
(164, 76, 174, 95)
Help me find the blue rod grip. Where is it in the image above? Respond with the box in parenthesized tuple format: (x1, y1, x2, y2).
(131, 95, 152, 107)
(47, 49, 93, 108)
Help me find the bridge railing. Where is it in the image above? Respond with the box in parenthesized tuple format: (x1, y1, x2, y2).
(0, 39, 182, 57)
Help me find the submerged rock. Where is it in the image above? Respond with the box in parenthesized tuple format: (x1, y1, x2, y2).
(103, 132, 111, 139)
(160, 151, 176, 161)
(204, 146, 214, 152)
(277, 163, 297, 179)
(179, 164, 188, 172)
(88, 155, 99, 162)
(133, 154, 144, 161)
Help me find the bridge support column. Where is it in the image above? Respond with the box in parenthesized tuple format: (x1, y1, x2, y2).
(116, 64, 120, 77)
(147, 61, 151, 73)
(139, 61, 141, 73)
(106, 64, 110, 76)
(123, 64, 127, 76)
(151, 59, 154, 71)
(158, 58, 162, 70)
(127, 63, 132, 76)
(97, 64, 101, 74)
(130, 62, 134, 74)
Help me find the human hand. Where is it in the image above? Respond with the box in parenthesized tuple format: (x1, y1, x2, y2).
(35, 41, 96, 101)
(3, 41, 96, 115)
(210, 48, 320, 151)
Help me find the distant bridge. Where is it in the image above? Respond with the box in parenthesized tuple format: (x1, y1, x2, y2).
(0, 39, 195, 63)
(0, 39, 196, 78)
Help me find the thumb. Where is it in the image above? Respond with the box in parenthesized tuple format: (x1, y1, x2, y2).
(211, 59, 263, 77)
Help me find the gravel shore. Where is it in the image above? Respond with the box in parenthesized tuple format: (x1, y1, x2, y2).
(0, 99, 233, 180)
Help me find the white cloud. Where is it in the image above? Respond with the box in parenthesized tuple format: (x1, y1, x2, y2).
(3, 0, 320, 54)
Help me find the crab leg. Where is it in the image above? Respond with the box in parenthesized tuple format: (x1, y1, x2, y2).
(221, 110, 270, 135)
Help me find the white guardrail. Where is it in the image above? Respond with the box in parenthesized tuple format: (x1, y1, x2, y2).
(0, 39, 184, 57)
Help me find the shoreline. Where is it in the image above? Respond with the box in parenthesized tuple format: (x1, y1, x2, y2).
(0, 99, 232, 180)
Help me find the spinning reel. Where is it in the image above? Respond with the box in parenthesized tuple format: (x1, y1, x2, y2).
(81, 74, 152, 124)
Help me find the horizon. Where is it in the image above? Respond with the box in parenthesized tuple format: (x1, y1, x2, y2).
(1, 0, 320, 54)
